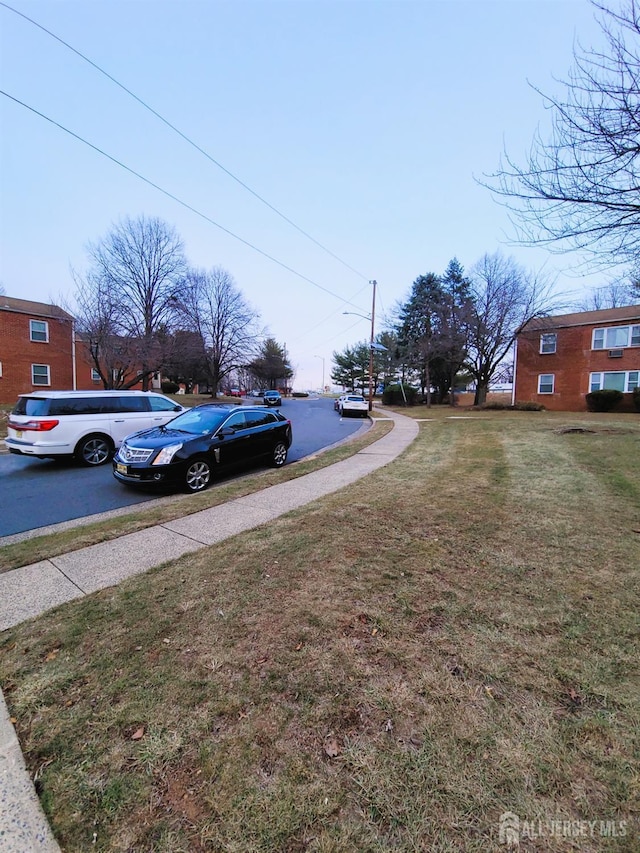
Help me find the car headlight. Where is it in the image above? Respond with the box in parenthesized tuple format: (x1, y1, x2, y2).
(152, 443, 183, 465)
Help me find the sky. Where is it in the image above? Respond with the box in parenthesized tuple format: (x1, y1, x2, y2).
(0, 0, 613, 391)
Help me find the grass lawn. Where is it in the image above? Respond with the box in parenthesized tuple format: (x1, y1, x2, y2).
(1, 407, 639, 851)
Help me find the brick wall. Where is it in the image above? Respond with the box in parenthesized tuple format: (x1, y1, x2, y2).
(0, 310, 74, 404)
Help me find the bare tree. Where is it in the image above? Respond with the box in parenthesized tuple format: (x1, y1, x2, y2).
(179, 267, 261, 396)
(76, 216, 187, 389)
(466, 253, 557, 406)
(489, 1, 640, 274)
(579, 279, 639, 309)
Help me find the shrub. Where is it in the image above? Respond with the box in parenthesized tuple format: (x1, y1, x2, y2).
(633, 388, 640, 412)
(382, 383, 418, 406)
(161, 380, 180, 394)
(513, 401, 546, 411)
(478, 401, 545, 411)
(585, 389, 624, 412)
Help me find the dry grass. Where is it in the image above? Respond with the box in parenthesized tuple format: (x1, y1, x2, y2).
(1, 408, 639, 852)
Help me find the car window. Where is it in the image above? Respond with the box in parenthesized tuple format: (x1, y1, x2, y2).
(49, 398, 108, 415)
(114, 396, 148, 413)
(224, 411, 248, 431)
(149, 395, 178, 412)
(169, 407, 227, 435)
(13, 397, 50, 416)
(244, 410, 273, 427)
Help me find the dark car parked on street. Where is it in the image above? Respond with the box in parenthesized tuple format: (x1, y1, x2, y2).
(263, 390, 282, 406)
(112, 404, 292, 493)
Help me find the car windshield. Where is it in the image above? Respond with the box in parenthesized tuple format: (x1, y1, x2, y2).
(347, 396, 365, 402)
(168, 407, 228, 435)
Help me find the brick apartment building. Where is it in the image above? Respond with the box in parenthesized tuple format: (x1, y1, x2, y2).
(0, 296, 148, 405)
(514, 304, 640, 412)
(0, 296, 76, 405)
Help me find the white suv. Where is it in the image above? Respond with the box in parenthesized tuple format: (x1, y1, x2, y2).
(5, 390, 188, 466)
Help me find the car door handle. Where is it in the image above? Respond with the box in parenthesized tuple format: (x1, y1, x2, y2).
(113, 419, 124, 423)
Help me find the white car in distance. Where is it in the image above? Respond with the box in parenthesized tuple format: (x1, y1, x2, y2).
(338, 394, 369, 418)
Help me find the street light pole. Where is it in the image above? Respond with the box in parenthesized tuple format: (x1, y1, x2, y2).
(314, 355, 325, 393)
(367, 280, 377, 411)
(342, 279, 378, 410)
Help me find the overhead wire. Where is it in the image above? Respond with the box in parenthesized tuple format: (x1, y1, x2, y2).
(0, 1, 371, 283)
(0, 90, 368, 309)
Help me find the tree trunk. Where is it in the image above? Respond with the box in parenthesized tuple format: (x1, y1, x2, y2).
(474, 381, 489, 406)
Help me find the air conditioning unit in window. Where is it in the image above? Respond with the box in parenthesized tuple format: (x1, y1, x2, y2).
(608, 349, 624, 358)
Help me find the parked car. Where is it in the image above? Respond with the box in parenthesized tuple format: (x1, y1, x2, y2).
(113, 403, 292, 493)
(339, 394, 369, 417)
(227, 388, 242, 397)
(263, 390, 282, 406)
(4, 390, 187, 466)
(334, 394, 347, 412)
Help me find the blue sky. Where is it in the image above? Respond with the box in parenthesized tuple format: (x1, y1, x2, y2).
(0, 0, 608, 390)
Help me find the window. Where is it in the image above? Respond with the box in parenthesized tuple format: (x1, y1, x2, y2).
(244, 410, 273, 428)
(149, 396, 178, 412)
(592, 324, 640, 349)
(113, 396, 147, 413)
(30, 319, 49, 342)
(540, 333, 557, 354)
(224, 411, 247, 431)
(590, 371, 640, 393)
(91, 368, 101, 382)
(31, 364, 50, 385)
(538, 374, 554, 394)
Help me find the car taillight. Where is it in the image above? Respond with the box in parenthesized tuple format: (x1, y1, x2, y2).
(9, 419, 59, 431)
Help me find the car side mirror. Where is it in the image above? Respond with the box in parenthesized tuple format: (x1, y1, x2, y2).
(173, 405, 182, 411)
(217, 426, 235, 438)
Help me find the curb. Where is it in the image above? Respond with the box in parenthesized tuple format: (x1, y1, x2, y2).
(0, 692, 61, 851)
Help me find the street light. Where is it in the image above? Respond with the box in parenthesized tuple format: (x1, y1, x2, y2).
(314, 355, 325, 394)
(343, 279, 378, 410)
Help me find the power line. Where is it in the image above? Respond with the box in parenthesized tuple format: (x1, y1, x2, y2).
(1, 90, 368, 309)
(0, 1, 370, 282)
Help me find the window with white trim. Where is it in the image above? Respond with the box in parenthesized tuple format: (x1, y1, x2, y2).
(31, 364, 50, 385)
(590, 371, 639, 393)
(538, 373, 555, 394)
(91, 368, 101, 382)
(29, 319, 49, 342)
(592, 324, 640, 349)
(540, 333, 557, 354)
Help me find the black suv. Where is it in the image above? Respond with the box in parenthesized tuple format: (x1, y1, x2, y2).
(113, 404, 292, 493)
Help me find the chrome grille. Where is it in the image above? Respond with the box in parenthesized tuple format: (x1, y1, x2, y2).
(120, 443, 153, 463)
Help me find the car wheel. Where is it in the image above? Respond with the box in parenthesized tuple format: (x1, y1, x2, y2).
(184, 458, 212, 493)
(272, 441, 288, 468)
(76, 434, 112, 466)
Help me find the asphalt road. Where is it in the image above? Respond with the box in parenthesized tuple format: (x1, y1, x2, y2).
(0, 397, 368, 538)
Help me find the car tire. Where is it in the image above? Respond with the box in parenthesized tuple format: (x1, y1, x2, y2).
(75, 434, 113, 466)
(272, 441, 288, 468)
(184, 458, 212, 493)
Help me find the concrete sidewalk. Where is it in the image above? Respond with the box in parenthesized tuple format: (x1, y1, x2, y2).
(0, 410, 419, 852)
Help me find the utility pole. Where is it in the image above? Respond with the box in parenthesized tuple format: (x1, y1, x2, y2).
(314, 355, 325, 393)
(368, 280, 377, 411)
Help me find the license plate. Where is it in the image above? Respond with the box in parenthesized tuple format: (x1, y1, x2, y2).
(116, 462, 128, 474)
(15, 431, 22, 438)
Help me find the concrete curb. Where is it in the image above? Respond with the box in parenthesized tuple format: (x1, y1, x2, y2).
(0, 410, 419, 850)
(0, 692, 61, 852)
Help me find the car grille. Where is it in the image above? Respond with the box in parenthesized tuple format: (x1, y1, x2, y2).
(120, 444, 154, 463)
